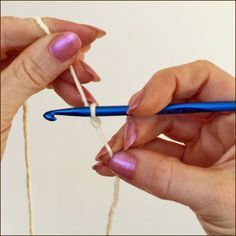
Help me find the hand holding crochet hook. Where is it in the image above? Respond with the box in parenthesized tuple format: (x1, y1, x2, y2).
(44, 61, 236, 235)
(92, 61, 236, 235)
(1, 16, 235, 236)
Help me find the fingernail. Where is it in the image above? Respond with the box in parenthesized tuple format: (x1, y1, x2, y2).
(96, 30, 106, 39)
(49, 32, 81, 62)
(96, 147, 107, 160)
(127, 90, 144, 114)
(80, 61, 101, 82)
(92, 162, 115, 177)
(124, 117, 137, 150)
(78, 51, 85, 60)
(82, 87, 97, 104)
(96, 136, 116, 161)
(84, 25, 106, 39)
(109, 152, 137, 180)
(47, 84, 54, 89)
(81, 45, 91, 53)
(92, 162, 103, 171)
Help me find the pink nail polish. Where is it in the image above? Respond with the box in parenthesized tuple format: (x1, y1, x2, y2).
(109, 152, 136, 180)
(124, 117, 137, 150)
(80, 61, 101, 82)
(127, 90, 144, 114)
(49, 32, 81, 62)
(96, 136, 116, 161)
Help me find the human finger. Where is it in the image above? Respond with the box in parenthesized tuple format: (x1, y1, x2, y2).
(1, 16, 105, 59)
(127, 60, 235, 116)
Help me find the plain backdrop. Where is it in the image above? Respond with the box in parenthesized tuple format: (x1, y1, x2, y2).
(1, 1, 235, 235)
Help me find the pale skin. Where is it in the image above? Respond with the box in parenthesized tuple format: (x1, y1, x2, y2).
(1, 17, 235, 235)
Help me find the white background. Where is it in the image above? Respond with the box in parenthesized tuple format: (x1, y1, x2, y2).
(1, 1, 235, 235)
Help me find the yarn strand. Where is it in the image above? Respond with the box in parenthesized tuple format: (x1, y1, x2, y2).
(90, 103, 120, 235)
(106, 176, 120, 235)
(33, 17, 120, 235)
(23, 102, 33, 235)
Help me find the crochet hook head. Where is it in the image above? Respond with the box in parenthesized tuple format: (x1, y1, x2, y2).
(43, 111, 58, 121)
(43, 106, 129, 121)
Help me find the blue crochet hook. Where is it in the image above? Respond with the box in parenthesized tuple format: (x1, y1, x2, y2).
(43, 101, 236, 121)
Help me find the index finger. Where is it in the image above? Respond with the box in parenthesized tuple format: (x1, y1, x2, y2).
(1, 16, 105, 58)
(128, 60, 235, 116)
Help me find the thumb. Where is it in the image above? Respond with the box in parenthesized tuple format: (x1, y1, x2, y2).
(1, 32, 81, 123)
(109, 148, 218, 210)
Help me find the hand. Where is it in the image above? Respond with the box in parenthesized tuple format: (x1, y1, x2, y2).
(94, 60, 235, 235)
(1, 16, 105, 158)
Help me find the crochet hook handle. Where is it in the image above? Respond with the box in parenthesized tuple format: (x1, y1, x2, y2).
(43, 101, 236, 121)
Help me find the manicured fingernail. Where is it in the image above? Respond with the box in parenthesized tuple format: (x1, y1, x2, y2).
(84, 25, 106, 39)
(47, 84, 54, 89)
(124, 117, 137, 150)
(82, 87, 97, 104)
(96, 147, 108, 160)
(127, 90, 144, 114)
(96, 30, 106, 39)
(96, 136, 116, 161)
(81, 45, 91, 53)
(49, 32, 81, 62)
(109, 152, 136, 180)
(92, 162, 115, 177)
(80, 60, 101, 82)
(92, 162, 103, 170)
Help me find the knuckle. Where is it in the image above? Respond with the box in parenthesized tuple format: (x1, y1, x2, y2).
(154, 60, 214, 79)
(1, 17, 17, 53)
(152, 68, 175, 80)
(2, 16, 18, 20)
(13, 53, 47, 91)
(2, 16, 18, 24)
(23, 17, 38, 26)
(193, 59, 214, 69)
(141, 104, 158, 115)
(151, 68, 177, 90)
(212, 173, 234, 205)
(191, 60, 215, 81)
(149, 158, 174, 200)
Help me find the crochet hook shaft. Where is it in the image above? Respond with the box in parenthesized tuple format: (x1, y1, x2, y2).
(43, 101, 236, 121)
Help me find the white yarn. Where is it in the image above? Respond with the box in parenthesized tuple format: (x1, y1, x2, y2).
(33, 16, 112, 157)
(33, 17, 119, 235)
(69, 66, 89, 107)
(90, 102, 101, 128)
(34, 16, 50, 35)
(90, 103, 113, 157)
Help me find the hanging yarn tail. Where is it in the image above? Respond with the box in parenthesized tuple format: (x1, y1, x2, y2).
(106, 176, 120, 235)
(90, 105, 120, 235)
(23, 102, 34, 235)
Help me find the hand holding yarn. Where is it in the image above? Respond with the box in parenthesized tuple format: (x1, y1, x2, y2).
(1, 16, 120, 236)
(1, 16, 104, 157)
